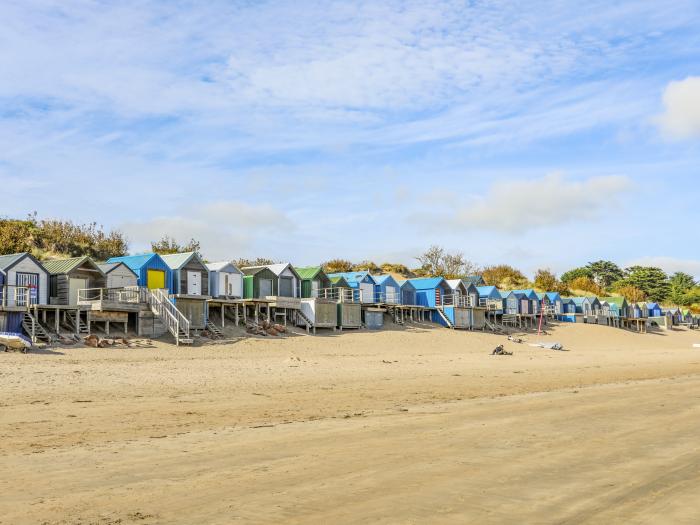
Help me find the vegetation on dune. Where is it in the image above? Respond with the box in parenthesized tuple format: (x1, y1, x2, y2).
(235, 257, 277, 268)
(321, 259, 354, 273)
(533, 269, 568, 294)
(482, 264, 529, 289)
(0, 213, 128, 260)
(151, 235, 201, 255)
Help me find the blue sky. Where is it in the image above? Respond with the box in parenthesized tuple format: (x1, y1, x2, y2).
(2, 1, 700, 276)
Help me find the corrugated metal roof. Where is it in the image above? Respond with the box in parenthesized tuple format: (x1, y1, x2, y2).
(373, 274, 400, 287)
(41, 256, 94, 275)
(107, 253, 159, 271)
(327, 271, 375, 285)
(0, 252, 27, 272)
(206, 261, 241, 273)
(329, 276, 350, 286)
(161, 251, 199, 270)
(98, 262, 138, 276)
(244, 263, 299, 278)
(407, 277, 445, 289)
(295, 266, 322, 280)
(600, 296, 626, 306)
(545, 292, 562, 301)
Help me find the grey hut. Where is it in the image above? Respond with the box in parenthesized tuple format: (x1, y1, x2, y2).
(42, 256, 106, 306)
(98, 262, 138, 289)
(161, 252, 211, 330)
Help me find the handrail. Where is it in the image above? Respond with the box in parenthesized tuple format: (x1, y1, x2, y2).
(442, 294, 475, 308)
(317, 287, 359, 303)
(77, 287, 141, 304)
(0, 285, 32, 308)
(145, 288, 190, 345)
(374, 291, 401, 304)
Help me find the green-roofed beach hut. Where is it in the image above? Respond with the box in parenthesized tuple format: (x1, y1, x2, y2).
(42, 256, 106, 306)
(296, 266, 331, 298)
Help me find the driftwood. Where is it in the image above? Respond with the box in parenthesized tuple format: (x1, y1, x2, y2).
(83, 335, 131, 348)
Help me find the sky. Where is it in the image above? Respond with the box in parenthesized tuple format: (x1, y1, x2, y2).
(1, 0, 700, 277)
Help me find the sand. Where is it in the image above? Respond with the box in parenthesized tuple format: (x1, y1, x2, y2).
(2, 322, 700, 524)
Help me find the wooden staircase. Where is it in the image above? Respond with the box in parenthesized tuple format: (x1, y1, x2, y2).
(22, 312, 54, 343)
(144, 288, 192, 346)
(295, 309, 314, 333)
(206, 320, 224, 339)
(435, 307, 454, 329)
(65, 310, 90, 336)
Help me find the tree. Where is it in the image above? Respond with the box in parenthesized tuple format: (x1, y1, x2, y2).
(561, 266, 593, 283)
(669, 272, 697, 305)
(322, 259, 354, 273)
(568, 276, 603, 295)
(151, 235, 201, 255)
(0, 218, 37, 254)
(482, 265, 529, 289)
(586, 260, 624, 289)
(619, 266, 670, 303)
(615, 284, 646, 303)
(415, 245, 478, 279)
(533, 269, 557, 291)
(533, 268, 568, 293)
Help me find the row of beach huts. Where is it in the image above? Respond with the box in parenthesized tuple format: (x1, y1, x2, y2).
(0, 251, 697, 345)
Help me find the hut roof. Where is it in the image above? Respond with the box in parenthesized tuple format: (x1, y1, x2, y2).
(98, 262, 138, 277)
(0, 252, 28, 273)
(397, 279, 416, 290)
(295, 266, 324, 280)
(462, 275, 485, 286)
(600, 296, 627, 307)
(373, 274, 398, 286)
(244, 263, 300, 279)
(407, 277, 446, 290)
(329, 276, 350, 287)
(545, 292, 562, 301)
(42, 256, 103, 275)
(107, 253, 162, 271)
(206, 261, 242, 274)
(327, 271, 375, 285)
(161, 251, 204, 270)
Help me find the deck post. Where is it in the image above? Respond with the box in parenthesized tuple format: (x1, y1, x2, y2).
(221, 304, 225, 327)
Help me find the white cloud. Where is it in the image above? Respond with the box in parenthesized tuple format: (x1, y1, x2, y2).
(625, 256, 700, 279)
(120, 201, 292, 260)
(657, 76, 700, 139)
(443, 173, 631, 234)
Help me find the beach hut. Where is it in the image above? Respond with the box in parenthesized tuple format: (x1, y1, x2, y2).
(445, 279, 468, 305)
(98, 262, 138, 289)
(42, 256, 106, 306)
(329, 275, 350, 289)
(0, 252, 49, 307)
(243, 263, 300, 298)
(295, 266, 331, 298)
(327, 272, 377, 304)
(161, 252, 210, 330)
(662, 306, 682, 325)
(570, 297, 593, 316)
(646, 302, 663, 318)
(206, 261, 244, 299)
(398, 280, 417, 306)
(545, 292, 563, 315)
(242, 263, 301, 298)
(407, 277, 452, 308)
(161, 252, 209, 297)
(512, 289, 539, 315)
(464, 283, 480, 308)
(477, 286, 503, 312)
(628, 302, 649, 319)
(373, 275, 401, 304)
(683, 309, 694, 324)
(241, 266, 279, 299)
(500, 291, 520, 315)
(600, 297, 629, 319)
(107, 253, 173, 292)
(587, 297, 602, 316)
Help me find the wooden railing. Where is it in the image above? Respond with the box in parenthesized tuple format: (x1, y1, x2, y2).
(78, 287, 141, 304)
(318, 287, 359, 303)
(144, 288, 190, 345)
(442, 294, 475, 308)
(374, 291, 401, 304)
(0, 285, 32, 308)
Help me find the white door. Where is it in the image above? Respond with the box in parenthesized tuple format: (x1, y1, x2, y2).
(311, 280, 319, 298)
(360, 282, 374, 303)
(187, 271, 201, 295)
(232, 274, 242, 298)
(220, 273, 229, 296)
(69, 278, 88, 305)
(385, 285, 397, 303)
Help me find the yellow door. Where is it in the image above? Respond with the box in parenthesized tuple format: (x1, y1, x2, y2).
(147, 269, 165, 289)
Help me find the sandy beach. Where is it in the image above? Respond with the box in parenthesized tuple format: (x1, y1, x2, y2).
(2, 322, 700, 524)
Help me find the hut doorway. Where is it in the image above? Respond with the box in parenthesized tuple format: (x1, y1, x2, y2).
(280, 277, 294, 297)
(69, 278, 88, 305)
(260, 278, 273, 298)
(16, 272, 39, 306)
(147, 270, 165, 289)
(187, 271, 202, 295)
